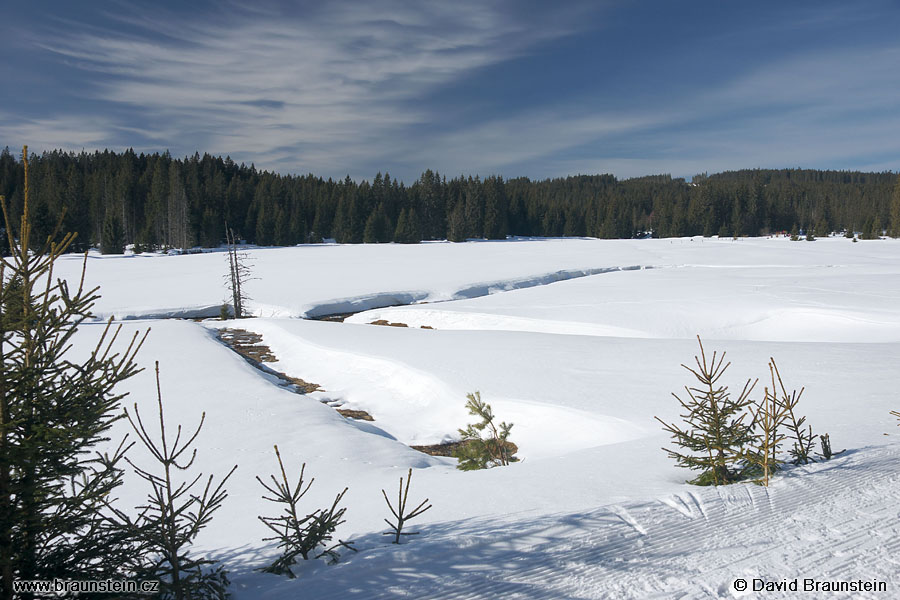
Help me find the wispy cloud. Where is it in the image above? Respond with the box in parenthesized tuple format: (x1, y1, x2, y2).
(0, 113, 118, 150)
(421, 42, 900, 179)
(15, 1, 585, 176)
(2, 1, 897, 180)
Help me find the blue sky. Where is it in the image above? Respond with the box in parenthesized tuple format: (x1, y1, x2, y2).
(2, 1, 899, 182)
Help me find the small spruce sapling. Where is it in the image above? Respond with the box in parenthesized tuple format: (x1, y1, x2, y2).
(382, 468, 432, 544)
(453, 392, 518, 470)
(257, 446, 354, 577)
(743, 361, 791, 486)
(768, 359, 818, 465)
(891, 410, 900, 426)
(118, 362, 237, 600)
(655, 336, 758, 485)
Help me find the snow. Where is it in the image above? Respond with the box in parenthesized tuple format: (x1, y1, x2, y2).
(57, 236, 900, 598)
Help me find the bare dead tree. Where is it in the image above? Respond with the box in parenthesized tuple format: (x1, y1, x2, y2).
(224, 226, 251, 318)
(382, 468, 432, 544)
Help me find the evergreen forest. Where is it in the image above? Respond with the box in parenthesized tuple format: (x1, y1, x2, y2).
(1, 146, 898, 253)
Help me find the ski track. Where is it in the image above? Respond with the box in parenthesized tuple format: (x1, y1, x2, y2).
(301, 445, 900, 599)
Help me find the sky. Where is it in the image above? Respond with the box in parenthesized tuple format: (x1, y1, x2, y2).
(1, 1, 899, 183)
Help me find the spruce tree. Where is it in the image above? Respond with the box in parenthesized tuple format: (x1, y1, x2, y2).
(869, 217, 882, 240)
(447, 202, 468, 242)
(0, 147, 147, 599)
(273, 206, 289, 246)
(655, 337, 758, 485)
(28, 201, 56, 253)
(101, 212, 126, 254)
(890, 175, 900, 237)
(381, 468, 431, 544)
(742, 364, 790, 486)
(257, 446, 353, 576)
(393, 208, 421, 244)
(363, 204, 391, 243)
(769, 359, 816, 466)
(62, 164, 91, 253)
(482, 177, 507, 239)
(114, 363, 236, 600)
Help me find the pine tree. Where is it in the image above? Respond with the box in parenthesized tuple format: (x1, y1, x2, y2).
(869, 216, 882, 240)
(363, 204, 391, 243)
(363, 211, 378, 244)
(289, 207, 308, 245)
(447, 202, 467, 242)
(62, 165, 91, 253)
(742, 360, 791, 486)
(114, 363, 236, 600)
(146, 158, 168, 247)
(101, 212, 126, 254)
(28, 200, 56, 252)
(453, 392, 518, 470)
(310, 205, 330, 242)
(0, 147, 147, 599)
(655, 337, 758, 485)
(200, 207, 220, 248)
(332, 195, 349, 243)
(393, 208, 421, 244)
(768, 359, 816, 466)
(482, 177, 507, 239)
(257, 446, 354, 576)
(381, 468, 431, 544)
(255, 202, 274, 246)
(463, 177, 484, 238)
(890, 175, 900, 237)
(273, 206, 290, 246)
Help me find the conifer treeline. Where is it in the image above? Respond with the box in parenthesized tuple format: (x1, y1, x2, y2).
(1, 146, 898, 251)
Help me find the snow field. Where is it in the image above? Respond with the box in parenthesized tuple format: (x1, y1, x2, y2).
(59, 235, 900, 598)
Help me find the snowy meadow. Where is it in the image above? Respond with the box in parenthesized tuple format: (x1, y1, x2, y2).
(57, 236, 900, 599)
